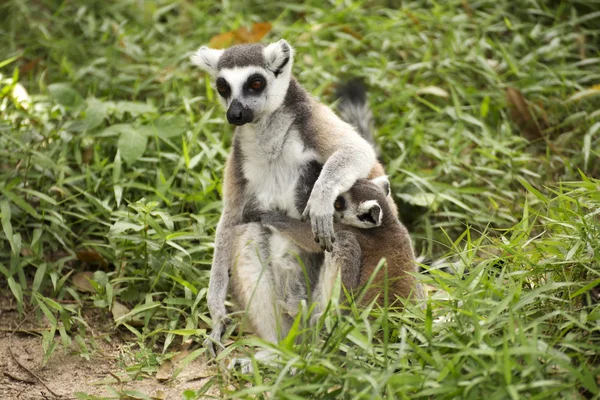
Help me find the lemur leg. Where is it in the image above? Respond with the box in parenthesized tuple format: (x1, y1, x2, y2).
(229, 225, 307, 374)
(312, 230, 361, 324)
(204, 154, 246, 357)
(230, 223, 283, 344)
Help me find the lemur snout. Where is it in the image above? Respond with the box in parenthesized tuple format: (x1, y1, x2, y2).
(227, 100, 253, 126)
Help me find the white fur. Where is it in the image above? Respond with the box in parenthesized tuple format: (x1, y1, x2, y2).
(232, 224, 280, 343)
(344, 199, 382, 228)
(240, 126, 318, 218)
(370, 175, 390, 196)
(218, 63, 291, 118)
(190, 46, 223, 76)
(263, 39, 295, 75)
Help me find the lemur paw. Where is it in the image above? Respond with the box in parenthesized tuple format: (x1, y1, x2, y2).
(302, 194, 335, 252)
(228, 357, 255, 374)
(204, 324, 225, 359)
(228, 350, 278, 374)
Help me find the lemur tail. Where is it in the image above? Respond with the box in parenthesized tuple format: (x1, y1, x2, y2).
(336, 79, 377, 149)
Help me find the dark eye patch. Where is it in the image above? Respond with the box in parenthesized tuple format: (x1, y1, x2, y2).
(245, 73, 266, 95)
(216, 77, 230, 98)
(334, 196, 346, 211)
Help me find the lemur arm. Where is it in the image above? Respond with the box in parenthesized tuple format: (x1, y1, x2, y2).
(262, 211, 362, 291)
(261, 212, 323, 253)
(204, 152, 244, 357)
(301, 103, 377, 252)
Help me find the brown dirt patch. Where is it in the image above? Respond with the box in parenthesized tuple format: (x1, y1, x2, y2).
(0, 293, 222, 400)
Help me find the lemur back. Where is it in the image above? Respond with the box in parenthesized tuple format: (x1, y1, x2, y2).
(337, 179, 421, 305)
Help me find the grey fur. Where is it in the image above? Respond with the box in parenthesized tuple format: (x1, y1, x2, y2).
(191, 40, 381, 357)
(217, 43, 267, 70)
(336, 80, 377, 152)
(294, 160, 323, 214)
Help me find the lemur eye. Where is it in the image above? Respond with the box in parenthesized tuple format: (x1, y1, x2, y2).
(249, 79, 263, 90)
(334, 196, 346, 211)
(216, 78, 229, 96)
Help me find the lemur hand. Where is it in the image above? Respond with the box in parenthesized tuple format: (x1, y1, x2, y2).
(301, 187, 335, 252)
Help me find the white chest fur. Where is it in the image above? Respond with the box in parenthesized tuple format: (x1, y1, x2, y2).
(239, 125, 317, 218)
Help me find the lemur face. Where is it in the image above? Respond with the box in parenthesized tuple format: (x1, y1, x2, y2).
(333, 176, 391, 229)
(191, 40, 294, 126)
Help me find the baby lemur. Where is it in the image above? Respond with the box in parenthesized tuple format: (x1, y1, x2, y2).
(262, 176, 424, 308)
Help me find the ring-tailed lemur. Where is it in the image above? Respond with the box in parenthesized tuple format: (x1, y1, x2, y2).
(190, 40, 386, 356)
(262, 176, 425, 310)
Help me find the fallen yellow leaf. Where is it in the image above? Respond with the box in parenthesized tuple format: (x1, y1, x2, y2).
(208, 22, 272, 49)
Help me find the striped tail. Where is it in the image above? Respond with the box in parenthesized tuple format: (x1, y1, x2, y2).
(336, 79, 377, 150)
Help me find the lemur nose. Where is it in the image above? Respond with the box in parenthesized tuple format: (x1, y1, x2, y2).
(226, 100, 252, 126)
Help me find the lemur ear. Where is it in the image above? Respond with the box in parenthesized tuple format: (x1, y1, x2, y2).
(263, 39, 294, 77)
(371, 175, 391, 196)
(190, 46, 224, 76)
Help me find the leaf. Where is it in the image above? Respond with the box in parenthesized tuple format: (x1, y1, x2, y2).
(7, 277, 23, 304)
(83, 97, 107, 130)
(208, 32, 235, 49)
(0, 200, 14, 253)
(505, 87, 542, 141)
(118, 128, 148, 165)
(114, 302, 160, 324)
(77, 249, 108, 267)
(48, 83, 82, 108)
(112, 101, 157, 118)
(76, 249, 108, 267)
(141, 115, 187, 139)
(208, 22, 272, 49)
(113, 150, 122, 183)
(156, 359, 173, 382)
(0, 187, 40, 219)
(416, 86, 449, 98)
(97, 123, 133, 137)
(32, 263, 47, 298)
(72, 271, 95, 293)
(583, 122, 600, 170)
(112, 301, 131, 322)
(567, 88, 600, 102)
(110, 220, 145, 235)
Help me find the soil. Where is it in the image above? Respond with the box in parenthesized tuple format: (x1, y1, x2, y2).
(0, 293, 222, 400)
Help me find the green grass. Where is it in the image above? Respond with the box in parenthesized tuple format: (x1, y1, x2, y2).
(1, 0, 600, 398)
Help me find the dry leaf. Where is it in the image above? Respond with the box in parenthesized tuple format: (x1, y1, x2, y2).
(405, 10, 420, 26)
(72, 271, 95, 292)
(112, 301, 130, 322)
(235, 22, 272, 43)
(341, 26, 364, 40)
(152, 391, 167, 400)
(208, 22, 272, 49)
(208, 31, 235, 49)
(82, 147, 94, 165)
(76, 249, 108, 268)
(505, 87, 542, 141)
(576, 34, 586, 60)
(156, 359, 173, 382)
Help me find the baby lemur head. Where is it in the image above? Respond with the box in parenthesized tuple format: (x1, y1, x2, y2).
(190, 40, 294, 126)
(333, 176, 392, 229)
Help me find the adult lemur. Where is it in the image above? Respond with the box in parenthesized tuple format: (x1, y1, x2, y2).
(191, 40, 388, 355)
